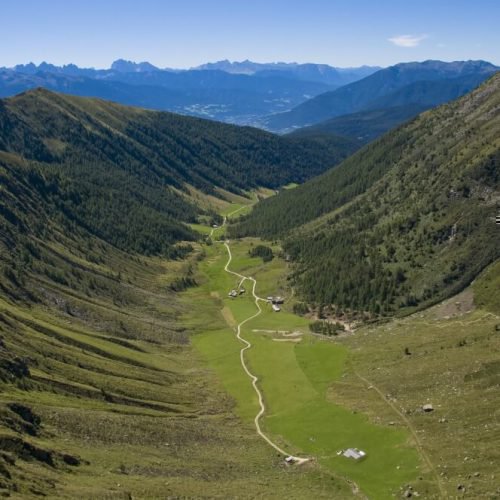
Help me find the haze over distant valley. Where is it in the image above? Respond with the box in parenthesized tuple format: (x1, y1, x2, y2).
(0, 59, 379, 127)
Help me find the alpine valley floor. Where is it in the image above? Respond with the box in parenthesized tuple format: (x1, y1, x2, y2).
(0, 191, 498, 498)
(186, 197, 500, 499)
(188, 207, 436, 499)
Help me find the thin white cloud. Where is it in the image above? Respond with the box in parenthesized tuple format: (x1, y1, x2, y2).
(388, 34, 428, 48)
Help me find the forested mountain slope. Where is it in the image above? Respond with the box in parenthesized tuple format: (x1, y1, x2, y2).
(0, 88, 355, 256)
(232, 73, 500, 315)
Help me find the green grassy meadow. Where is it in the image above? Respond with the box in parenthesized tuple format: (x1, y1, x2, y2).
(190, 231, 429, 498)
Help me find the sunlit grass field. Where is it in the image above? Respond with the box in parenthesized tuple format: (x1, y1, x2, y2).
(190, 233, 429, 498)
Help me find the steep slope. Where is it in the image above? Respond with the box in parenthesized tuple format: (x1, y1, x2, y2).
(289, 73, 489, 144)
(264, 60, 498, 131)
(231, 73, 500, 315)
(365, 72, 494, 109)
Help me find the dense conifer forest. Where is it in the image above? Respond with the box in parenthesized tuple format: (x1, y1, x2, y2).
(0, 88, 356, 262)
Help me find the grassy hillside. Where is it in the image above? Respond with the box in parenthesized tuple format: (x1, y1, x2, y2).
(190, 221, 500, 498)
(0, 209, 354, 497)
(334, 261, 500, 498)
(191, 234, 432, 498)
(232, 73, 500, 315)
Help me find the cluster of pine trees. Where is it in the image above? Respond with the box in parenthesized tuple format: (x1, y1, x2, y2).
(308, 320, 345, 336)
(249, 245, 274, 262)
(229, 129, 411, 239)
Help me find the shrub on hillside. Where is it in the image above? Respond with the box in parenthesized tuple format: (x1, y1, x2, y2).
(249, 245, 273, 262)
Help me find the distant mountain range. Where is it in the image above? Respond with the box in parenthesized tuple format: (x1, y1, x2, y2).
(0, 59, 379, 126)
(2, 59, 497, 140)
(0, 69, 334, 124)
(9, 59, 380, 83)
(192, 59, 380, 85)
(264, 60, 499, 132)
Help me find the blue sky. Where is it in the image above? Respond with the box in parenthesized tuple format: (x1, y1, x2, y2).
(2, 0, 499, 68)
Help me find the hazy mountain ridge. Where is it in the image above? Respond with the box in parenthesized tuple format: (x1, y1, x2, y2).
(0, 59, 377, 126)
(192, 59, 381, 85)
(264, 60, 499, 132)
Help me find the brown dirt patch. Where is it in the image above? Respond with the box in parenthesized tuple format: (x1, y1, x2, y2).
(221, 306, 237, 328)
(432, 289, 475, 320)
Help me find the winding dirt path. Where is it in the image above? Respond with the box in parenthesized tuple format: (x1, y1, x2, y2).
(223, 240, 309, 464)
(211, 206, 366, 496)
(214, 205, 309, 464)
(208, 203, 444, 495)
